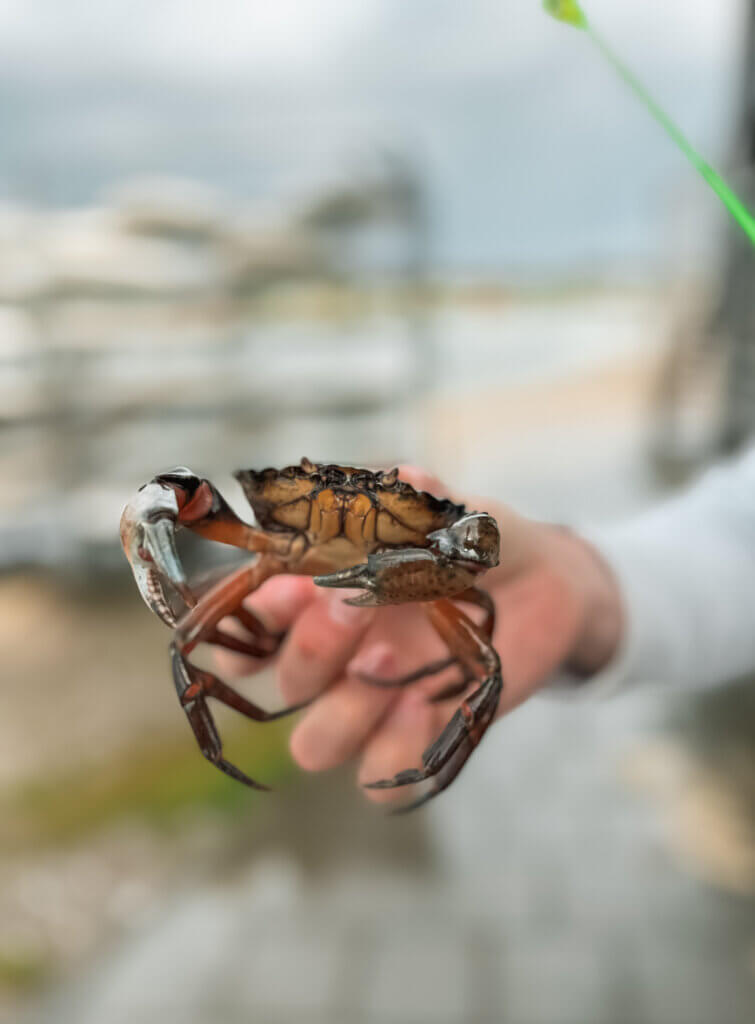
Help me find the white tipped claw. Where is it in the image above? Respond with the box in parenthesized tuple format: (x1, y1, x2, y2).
(120, 482, 194, 626)
(130, 558, 180, 627)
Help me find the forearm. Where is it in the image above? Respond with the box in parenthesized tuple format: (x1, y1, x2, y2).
(578, 446, 755, 692)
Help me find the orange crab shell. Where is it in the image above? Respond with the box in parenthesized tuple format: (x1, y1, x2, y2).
(234, 460, 466, 554)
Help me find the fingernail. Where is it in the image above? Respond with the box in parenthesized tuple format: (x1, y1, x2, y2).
(389, 688, 424, 729)
(290, 721, 329, 772)
(327, 590, 374, 627)
(394, 690, 426, 724)
(266, 575, 314, 602)
(397, 465, 444, 495)
(348, 642, 396, 678)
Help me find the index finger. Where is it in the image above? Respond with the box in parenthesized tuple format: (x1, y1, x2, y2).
(400, 464, 535, 579)
(276, 590, 375, 704)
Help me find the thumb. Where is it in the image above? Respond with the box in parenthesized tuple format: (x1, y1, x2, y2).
(396, 464, 450, 498)
(486, 503, 545, 580)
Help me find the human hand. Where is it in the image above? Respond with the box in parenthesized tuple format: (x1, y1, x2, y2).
(218, 468, 623, 804)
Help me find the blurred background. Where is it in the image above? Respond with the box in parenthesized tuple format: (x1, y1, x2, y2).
(2, 1, 754, 1021)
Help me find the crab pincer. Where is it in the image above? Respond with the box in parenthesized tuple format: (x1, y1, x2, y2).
(121, 468, 301, 787)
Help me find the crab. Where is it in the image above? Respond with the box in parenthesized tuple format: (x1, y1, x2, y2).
(120, 459, 502, 811)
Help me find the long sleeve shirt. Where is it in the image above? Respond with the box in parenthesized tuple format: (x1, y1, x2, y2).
(582, 445, 755, 693)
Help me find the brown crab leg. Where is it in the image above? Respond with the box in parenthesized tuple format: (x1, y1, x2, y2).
(233, 604, 282, 647)
(185, 566, 284, 656)
(364, 598, 502, 813)
(171, 557, 307, 789)
(425, 676, 474, 704)
(205, 626, 279, 659)
(185, 571, 282, 658)
(355, 587, 495, 694)
(173, 560, 280, 653)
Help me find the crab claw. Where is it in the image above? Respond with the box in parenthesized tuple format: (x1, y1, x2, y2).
(120, 475, 197, 626)
(313, 561, 380, 606)
(314, 549, 437, 607)
(427, 513, 500, 570)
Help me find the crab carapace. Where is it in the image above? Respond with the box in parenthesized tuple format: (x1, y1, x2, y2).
(120, 459, 502, 811)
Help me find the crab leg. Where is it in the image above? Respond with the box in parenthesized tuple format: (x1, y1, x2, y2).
(205, 626, 279, 660)
(314, 535, 502, 808)
(173, 559, 281, 653)
(353, 587, 495, 693)
(171, 557, 307, 789)
(364, 599, 502, 812)
(188, 565, 284, 657)
(419, 587, 495, 704)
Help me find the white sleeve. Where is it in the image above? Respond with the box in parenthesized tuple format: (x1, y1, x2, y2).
(568, 445, 755, 694)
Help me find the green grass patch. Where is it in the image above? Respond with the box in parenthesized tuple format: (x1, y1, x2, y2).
(3, 719, 295, 850)
(0, 948, 53, 993)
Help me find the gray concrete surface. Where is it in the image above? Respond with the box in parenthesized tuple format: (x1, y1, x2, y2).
(24, 689, 754, 1024)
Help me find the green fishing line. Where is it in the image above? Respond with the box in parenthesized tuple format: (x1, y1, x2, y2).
(543, 0, 755, 247)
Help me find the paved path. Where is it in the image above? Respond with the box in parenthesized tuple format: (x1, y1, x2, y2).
(26, 687, 754, 1024)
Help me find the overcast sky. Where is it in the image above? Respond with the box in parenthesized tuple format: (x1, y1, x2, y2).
(0, 0, 748, 273)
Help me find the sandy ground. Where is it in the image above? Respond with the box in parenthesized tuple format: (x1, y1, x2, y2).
(0, 578, 182, 790)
